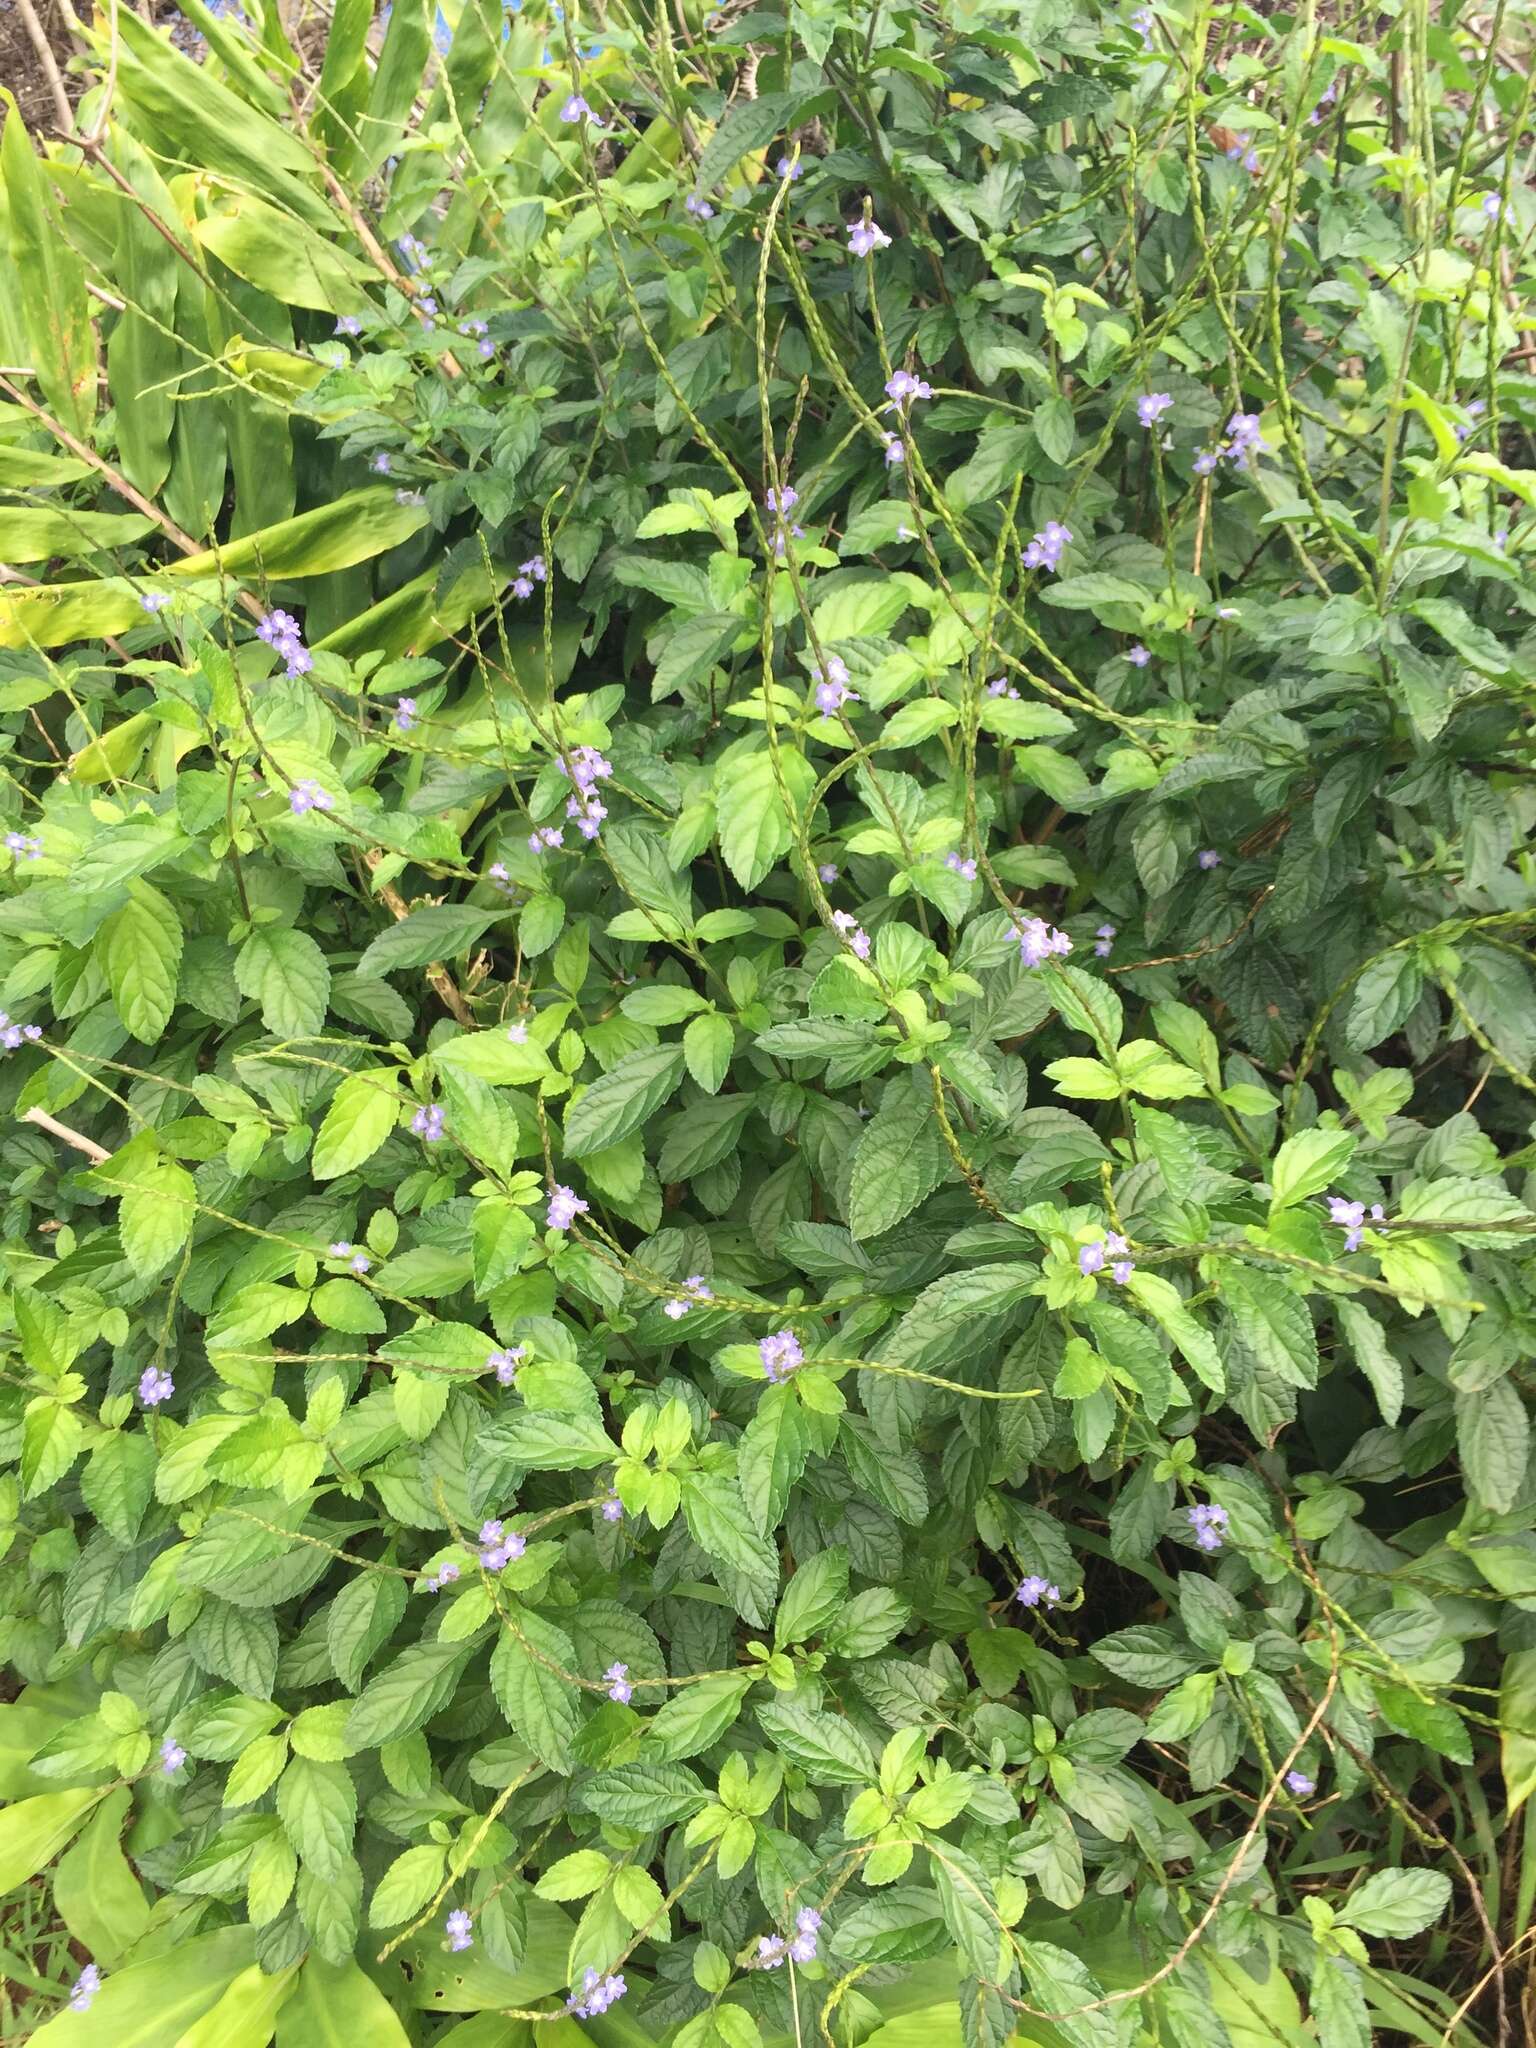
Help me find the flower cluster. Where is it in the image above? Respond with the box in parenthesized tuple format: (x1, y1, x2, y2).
(0, 1012, 42, 1052)
(944, 851, 977, 881)
(4, 831, 42, 860)
(69, 1965, 102, 2013)
(457, 316, 493, 359)
(487, 1345, 525, 1384)
(1187, 1502, 1229, 1553)
(847, 217, 891, 256)
(547, 1184, 588, 1231)
(329, 1240, 371, 1274)
(986, 675, 1020, 700)
(477, 1518, 526, 1571)
(1327, 1194, 1385, 1253)
(139, 1367, 174, 1407)
(766, 483, 805, 557)
(410, 1103, 445, 1142)
(423, 1560, 460, 1593)
(445, 1909, 473, 1952)
(832, 908, 871, 960)
(1195, 410, 1269, 474)
(759, 1328, 804, 1382)
(605, 1661, 633, 1703)
(529, 824, 564, 854)
(663, 1275, 714, 1319)
(759, 1908, 822, 1967)
(393, 698, 417, 732)
(567, 1969, 627, 2017)
(288, 780, 332, 816)
(1094, 923, 1116, 957)
(1224, 131, 1261, 172)
(161, 1735, 186, 1773)
(1015, 1574, 1061, 1608)
(562, 743, 611, 841)
(257, 608, 312, 678)
(1079, 1232, 1135, 1285)
(815, 655, 857, 715)
(1021, 520, 1072, 573)
(885, 368, 932, 407)
(1017, 917, 1071, 968)
(512, 553, 547, 599)
(685, 191, 715, 220)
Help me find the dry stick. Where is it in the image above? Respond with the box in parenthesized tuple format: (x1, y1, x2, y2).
(12, 0, 74, 136)
(18, 1108, 109, 1163)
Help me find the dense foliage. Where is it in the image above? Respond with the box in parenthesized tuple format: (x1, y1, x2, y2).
(0, 0, 1534, 2042)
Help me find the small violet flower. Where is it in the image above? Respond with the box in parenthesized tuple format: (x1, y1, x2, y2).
(884, 435, 905, 467)
(818, 861, 839, 884)
(560, 93, 601, 125)
(529, 825, 565, 854)
(335, 315, 362, 337)
(1136, 391, 1174, 428)
(547, 1184, 589, 1231)
(411, 1104, 445, 1142)
(140, 589, 170, 614)
(685, 192, 715, 220)
(477, 1518, 527, 1571)
(831, 908, 871, 960)
(815, 655, 857, 715)
(568, 1970, 627, 2018)
(488, 1345, 526, 1385)
(1022, 520, 1072, 573)
(1017, 917, 1072, 968)
(789, 1907, 822, 1963)
(445, 1909, 473, 1952)
(945, 851, 978, 881)
(776, 156, 803, 180)
(69, 1965, 102, 2013)
(1326, 1195, 1384, 1253)
(601, 1492, 624, 1523)
(393, 698, 417, 732)
(759, 1328, 804, 1383)
(847, 217, 892, 257)
(1197, 849, 1221, 870)
(424, 1561, 461, 1593)
(288, 780, 332, 816)
(1094, 923, 1116, 958)
(1015, 1574, 1061, 1609)
(885, 368, 933, 408)
(139, 1366, 174, 1408)
(1187, 1502, 1229, 1553)
(1286, 1769, 1316, 1796)
(160, 1736, 186, 1774)
(1126, 643, 1151, 667)
(606, 1661, 633, 1704)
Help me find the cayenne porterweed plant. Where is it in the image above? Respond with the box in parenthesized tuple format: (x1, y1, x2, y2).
(0, 0, 1534, 2043)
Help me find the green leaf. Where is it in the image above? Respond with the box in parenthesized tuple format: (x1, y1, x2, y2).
(275, 1957, 413, 2047)
(848, 1081, 949, 1240)
(1268, 1128, 1356, 1213)
(716, 748, 817, 891)
(0, 1788, 103, 1895)
(1336, 1866, 1453, 1939)
(563, 1044, 688, 1159)
(490, 1613, 581, 1773)
(774, 1547, 849, 1647)
(235, 927, 331, 1038)
(641, 1674, 752, 1763)
(276, 1756, 356, 1882)
(98, 882, 183, 1042)
(312, 1071, 401, 1178)
(1457, 1377, 1529, 1513)
(756, 1701, 874, 1785)
(357, 904, 504, 979)
(1222, 1266, 1318, 1389)
(368, 1842, 447, 1927)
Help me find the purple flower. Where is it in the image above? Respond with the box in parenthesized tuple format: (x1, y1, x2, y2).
(664, 1297, 690, 1320)
(566, 792, 607, 840)
(1017, 917, 1072, 968)
(986, 676, 1019, 699)
(1078, 1241, 1106, 1277)
(139, 589, 170, 614)
(370, 451, 393, 474)
(512, 574, 534, 599)
(350, 1250, 371, 1275)
(1225, 411, 1270, 466)
(459, 319, 489, 338)
(139, 1366, 174, 1408)
(1021, 520, 1072, 573)
(758, 1935, 787, 1968)
(4, 832, 41, 861)
(831, 909, 871, 960)
(335, 314, 362, 337)
(568, 1969, 627, 2018)
(1482, 193, 1503, 221)
(288, 780, 332, 816)
(760, 1328, 804, 1382)
(560, 93, 601, 125)
(1197, 849, 1221, 870)
(445, 1909, 473, 1952)
(506, 1020, 529, 1043)
(847, 217, 892, 257)
(606, 1660, 633, 1704)
(885, 369, 933, 407)
(69, 1965, 102, 2013)
(1014, 1574, 1061, 1609)
(1126, 644, 1151, 667)
(945, 851, 978, 881)
(1186, 1502, 1229, 1553)
(1136, 392, 1174, 428)
(766, 485, 799, 516)
(1193, 449, 1220, 476)
(411, 1104, 445, 1142)
(601, 1492, 624, 1523)
(815, 655, 857, 715)
(1455, 399, 1486, 444)
(394, 698, 417, 732)
(477, 1518, 526, 1571)
(488, 1346, 525, 1385)
(424, 1561, 461, 1592)
(685, 192, 715, 220)
(1326, 1194, 1383, 1253)
(1111, 1258, 1135, 1285)
(684, 1274, 713, 1300)
(529, 825, 564, 853)
(789, 1906, 821, 1962)
(258, 608, 312, 678)
(884, 435, 905, 467)
(1094, 923, 1117, 958)
(1286, 1769, 1315, 1796)
(818, 862, 839, 884)
(160, 1736, 186, 1774)
(547, 1184, 589, 1231)
(1131, 5, 1154, 45)
(776, 156, 802, 180)
(523, 554, 549, 584)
